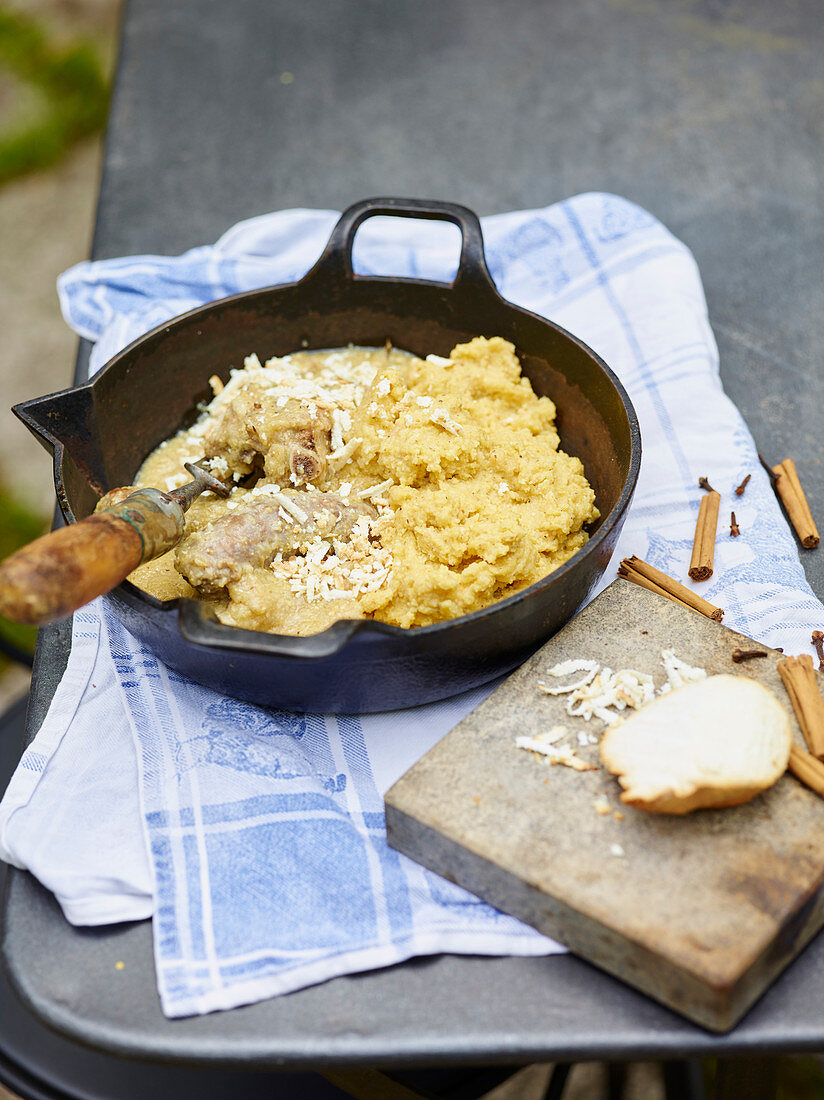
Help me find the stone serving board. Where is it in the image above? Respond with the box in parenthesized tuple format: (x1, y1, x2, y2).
(385, 579, 824, 1032)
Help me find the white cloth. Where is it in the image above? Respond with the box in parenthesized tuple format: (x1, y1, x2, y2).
(1, 193, 821, 1018)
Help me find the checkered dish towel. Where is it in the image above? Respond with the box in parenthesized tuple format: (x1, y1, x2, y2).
(1, 194, 821, 1018)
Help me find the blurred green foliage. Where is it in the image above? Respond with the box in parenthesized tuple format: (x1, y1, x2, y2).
(0, 4, 109, 185)
(0, 4, 109, 669)
(0, 483, 46, 666)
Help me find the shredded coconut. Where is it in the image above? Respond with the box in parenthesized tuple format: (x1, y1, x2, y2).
(514, 737, 596, 771)
(538, 660, 599, 696)
(661, 648, 707, 691)
(330, 409, 345, 451)
(270, 492, 308, 525)
(327, 437, 362, 471)
(207, 455, 229, 477)
(270, 512, 393, 602)
(358, 479, 394, 500)
(536, 652, 704, 725)
(429, 407, 462, 435)
(185, 350, 377, 446)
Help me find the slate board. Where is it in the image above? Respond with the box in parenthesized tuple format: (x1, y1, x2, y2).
(385, 579, 824, 1033)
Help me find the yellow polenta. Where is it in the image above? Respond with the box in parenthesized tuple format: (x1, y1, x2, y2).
(132, 336, 598, 634)
(347, 336, 598, 627)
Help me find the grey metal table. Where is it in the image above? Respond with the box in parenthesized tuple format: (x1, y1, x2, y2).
(3, 0, 824, 1077)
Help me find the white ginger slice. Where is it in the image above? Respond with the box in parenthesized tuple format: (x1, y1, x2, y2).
(600, 674, 791, 814)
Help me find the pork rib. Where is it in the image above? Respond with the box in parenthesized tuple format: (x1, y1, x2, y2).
(176, 491, 376, 594)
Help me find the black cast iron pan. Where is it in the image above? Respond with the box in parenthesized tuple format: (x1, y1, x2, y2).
(14, 198, 641, 712)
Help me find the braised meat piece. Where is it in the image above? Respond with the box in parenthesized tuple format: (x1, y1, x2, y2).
(203, 392, 332, 484)
(176, 491, 376, 594)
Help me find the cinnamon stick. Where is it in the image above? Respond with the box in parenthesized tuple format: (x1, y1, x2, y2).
(618, 556, 723, 622)
(688, 490, 720, 580)
(788, 744, 824, 800)
(777, 655, 824, 760)
(772, 459, 819, 549)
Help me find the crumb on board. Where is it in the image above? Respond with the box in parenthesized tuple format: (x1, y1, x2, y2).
(610, 843, 625, 858)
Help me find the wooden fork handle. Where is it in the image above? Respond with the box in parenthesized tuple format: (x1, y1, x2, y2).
(0, 514, 144, 626)
(0, 487, 186, 626)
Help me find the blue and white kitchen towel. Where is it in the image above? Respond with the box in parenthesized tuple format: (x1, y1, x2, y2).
(2, 193, 823, 1018)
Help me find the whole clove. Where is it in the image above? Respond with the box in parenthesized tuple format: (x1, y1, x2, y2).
(734, 474, 751, 497)
(731, 647, 768, 663)
(730, 512, 740, 537)
(698, 476, 715, 493)
(813, 631, 824, 671)
(758, 453, 780, 488)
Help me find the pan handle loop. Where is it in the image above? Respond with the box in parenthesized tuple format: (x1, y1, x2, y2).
(301, 197, 500, 299)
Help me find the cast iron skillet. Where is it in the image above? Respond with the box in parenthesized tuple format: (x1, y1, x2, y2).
(15, 198, 641, 712)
